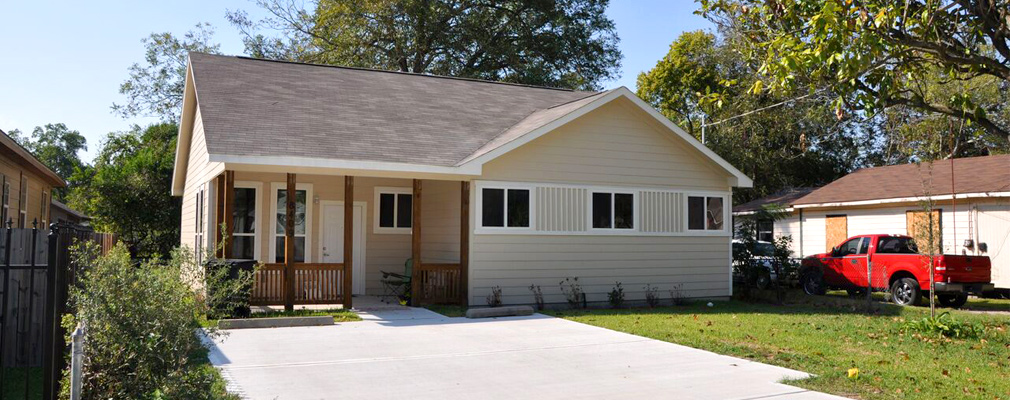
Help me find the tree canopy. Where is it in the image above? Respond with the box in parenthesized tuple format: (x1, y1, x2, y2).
(113, 23, 221, 122)
(698, 0, 1010, 144)
(227, 0, 622, 89)
(637, 30, 874, 202)
(69, 123, 181, 258)
(7, 123, 87, 201)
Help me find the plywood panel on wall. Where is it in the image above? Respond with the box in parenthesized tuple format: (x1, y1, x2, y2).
(825, 214, 848, 250)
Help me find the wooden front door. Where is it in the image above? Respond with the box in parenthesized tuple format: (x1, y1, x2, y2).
(825, 214, 848, 252)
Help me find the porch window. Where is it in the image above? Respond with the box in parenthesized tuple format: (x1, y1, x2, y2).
(374, 188, 412, 233)
(591, 192, 634, 229)
(232, 187, 257, 260)
(274, 188, 306, 262)
(688, 195, 725, 231)
(481, 188, 529, 228)
(19, 177, 27, 228)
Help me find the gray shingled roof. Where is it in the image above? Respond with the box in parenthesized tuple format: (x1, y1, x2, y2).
(189, 53, 600, 167)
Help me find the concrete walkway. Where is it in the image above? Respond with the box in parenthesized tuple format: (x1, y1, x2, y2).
(207, 307, 846, 399)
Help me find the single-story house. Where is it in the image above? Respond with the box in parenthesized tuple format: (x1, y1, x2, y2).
(733, 155, 1010, 294)
(172, 53, 753, 308)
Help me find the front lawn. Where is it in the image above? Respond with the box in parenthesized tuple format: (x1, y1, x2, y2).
(823, 290, 1010, 312)
(548, 295, 1010, 400)
(424, 304, 468, 317)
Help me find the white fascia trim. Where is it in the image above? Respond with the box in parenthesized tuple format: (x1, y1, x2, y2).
(208, 154, 482, 176)
(457, 87, 754, 188)
(171, 64, 197, 197)
(732, 207, 796, 216)
(793, 192, 1010, 209)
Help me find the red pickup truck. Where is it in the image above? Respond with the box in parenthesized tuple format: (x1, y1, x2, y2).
(800, 234, 993, 308)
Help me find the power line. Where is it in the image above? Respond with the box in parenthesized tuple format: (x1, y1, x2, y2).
(702, 89, 827, 128)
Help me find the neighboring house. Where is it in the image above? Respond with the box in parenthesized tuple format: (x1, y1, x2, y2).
(172, 53, 753, 308)
(50, 199, 90, 225)
(733, 155, 1010, 294)
(0, 129, 64, 229)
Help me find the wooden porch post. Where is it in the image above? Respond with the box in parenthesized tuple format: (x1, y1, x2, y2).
(343, 176, 354, 309)
(214, 174, 225, 257)
(460, 181, 470, 306)
(284, 173, 296, 312)
(222, 170, 235, 258)
(411, 179, 422, 306)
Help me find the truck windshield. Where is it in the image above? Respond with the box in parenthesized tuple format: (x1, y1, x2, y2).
(876, 237, 919, 254)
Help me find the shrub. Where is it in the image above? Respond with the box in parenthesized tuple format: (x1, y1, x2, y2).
(670, 283, 690, 306)
(486, 285, 503, 307)
(65, 243, 236, 399)
(528, 284, 545, 310)
(201, 253, 257, 319)
(607, 282, 625, 308)
(643, 284, 660, 307)
(559, 277, 585, 309)
(902, 312, 985, 339)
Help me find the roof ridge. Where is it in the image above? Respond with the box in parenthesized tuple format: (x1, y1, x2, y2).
(191, 52, 597, 93)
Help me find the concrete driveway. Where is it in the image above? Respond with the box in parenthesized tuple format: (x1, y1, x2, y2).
(207, 307, 845, 399)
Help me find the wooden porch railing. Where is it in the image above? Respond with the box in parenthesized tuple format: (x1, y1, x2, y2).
(250, 263, 346, 306)
(417, 263, 462, 305)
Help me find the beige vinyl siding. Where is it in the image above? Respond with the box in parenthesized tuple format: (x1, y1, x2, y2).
(472, 97, 735, 305)
(180, 108, 223, 254)
(470, 234, 730, 305)
(480, 99, 729, 189)
(420, 180, 461, 264)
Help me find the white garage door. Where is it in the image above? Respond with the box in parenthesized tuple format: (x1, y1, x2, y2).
(977, 205, 1010, 290)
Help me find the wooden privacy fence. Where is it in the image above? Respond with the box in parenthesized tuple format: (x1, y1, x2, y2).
(250, 263, 346, 306)
(417, 263, 463, 305)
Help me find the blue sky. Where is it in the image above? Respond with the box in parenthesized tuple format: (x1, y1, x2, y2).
(0, 0, 712, 162)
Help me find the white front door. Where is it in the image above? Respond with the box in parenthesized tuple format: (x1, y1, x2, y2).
(977, 205, 1010, 290)
(322, 203, 365, 295)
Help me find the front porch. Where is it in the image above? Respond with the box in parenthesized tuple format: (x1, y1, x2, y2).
(210, 170, 470, 310)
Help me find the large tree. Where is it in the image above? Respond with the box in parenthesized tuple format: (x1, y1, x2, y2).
(69, 123, 180, 259)
(637, 30, 874, 202)
(7, 123, 88, 201)
(227, 0, 622, 89)
(698, 0, 1010, 143)
(113, 24, 221, 122)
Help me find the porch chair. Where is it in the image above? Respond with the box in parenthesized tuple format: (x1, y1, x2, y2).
(380, 258, 412, 303)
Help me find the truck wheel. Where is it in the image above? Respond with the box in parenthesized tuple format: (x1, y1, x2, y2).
(801, 270, 826, 296)
(755, 272, 771, 290)
(889, 277, 921, 306)
(937, 293, 968, 308)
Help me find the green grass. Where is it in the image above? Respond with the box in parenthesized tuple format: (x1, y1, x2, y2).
(424, 304, 468, 317)
(201, 308, 362, 328)
(1, 367, 43, 400)
(547, 292, 1010, 400)
(823, 290, 1010, 312)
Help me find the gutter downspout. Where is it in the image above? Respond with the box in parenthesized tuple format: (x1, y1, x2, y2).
(798, 209, 804, 257)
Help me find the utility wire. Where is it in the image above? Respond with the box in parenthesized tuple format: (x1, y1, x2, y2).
(701, 88, 827, 128)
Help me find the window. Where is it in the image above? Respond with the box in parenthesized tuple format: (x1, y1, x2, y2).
(374, 188, 412, 233)
(274, 188, 307, 263)
(591, 192, 634, 229)
(40, 191, 48, 228)
(757, 219, 773, 243)
(232, 187, 257, 260)
(877, 236, 918, 254)
(687, 196, 725, 231)
(1, 177, 9, 226)
(834, 237, 867, 256)
(195, 187, 205, 263)
(19, 177, 27, 228)
(481, 188, 530, 228)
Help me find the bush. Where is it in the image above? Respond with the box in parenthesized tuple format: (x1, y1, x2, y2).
(201, 254, 256, 319)
(643, 284, 660, 308)
(486, 286, 503, 307)
(670, 283, 690, 306)
(902, 312, 985, 339)
(559, 277, 584, 309)
(528, 284, 545, 310)
(65, 243, 236, 399)
(607, 282, 625, 308)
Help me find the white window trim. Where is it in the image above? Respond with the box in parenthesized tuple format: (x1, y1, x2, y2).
(475, 182, 535, 233)
(195, 183, 206, 264)
(19, 177, 27, 228)
(2, 179, 9, 226)
(685, 192, 730, 235)
(373, 186, 413, 234)
(232, 181, 263, 261)
(589, 190, 638, 232)
(40, 191, 48, 228)
(268, 182, 314, 263)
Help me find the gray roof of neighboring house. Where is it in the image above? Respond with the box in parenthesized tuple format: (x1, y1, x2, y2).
(189, 52, 601, 167)
(50, 199, 89, 220)
(733, 187, 819, 213)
